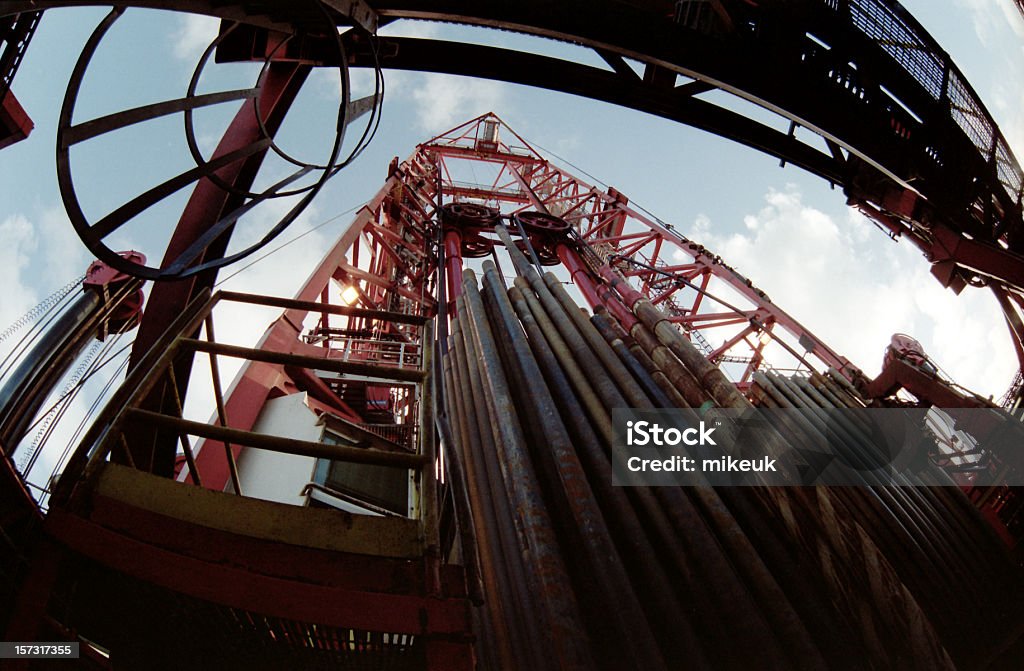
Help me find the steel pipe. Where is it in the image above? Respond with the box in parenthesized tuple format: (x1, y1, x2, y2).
(480, 261, 667, 671)
(543, 272, 653, 409)
(591, 308, 688, 409)
(445, 327, 520, 670)
(461, 269, 595, 671)
(452, 309, 547, 671)
(511, 276, 613, 446)
(505, 282, 710, 668)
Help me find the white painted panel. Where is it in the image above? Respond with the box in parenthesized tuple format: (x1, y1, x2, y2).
(233, 393, 320, 506)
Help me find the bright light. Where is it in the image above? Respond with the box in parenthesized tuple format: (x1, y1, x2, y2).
(759, 330, 772, 346)
(340, 285, 360, 305)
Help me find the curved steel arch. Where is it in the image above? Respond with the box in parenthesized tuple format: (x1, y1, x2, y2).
(363, 0, 1024, 288)
(11, 0, 1024, 296)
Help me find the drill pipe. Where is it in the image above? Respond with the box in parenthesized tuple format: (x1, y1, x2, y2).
(588, 312, 674, 407)
(438, 354, 485, 605)
(636, 480, 801, 668)
(769, 374, 969, 562)
(495, 226, 644, 410)
(461, 269, 595, 671)
(442, 355, 503, 670)
(628, 318, 711, 408)
(754, 372, 985, 663)
(454, 311, 550, 670)
(825, 367, 867, 406)
(448, 322, 538, 671)
(600, 283, 949, 663)
(789, 375, 996, 582)
(542, 271, 655, 409)
(606, 277, 802, 480)
(549, 247, 826, 664)
(682, 484, 830, 668)
(810, 373, 861, 411)
(591, 308, 689, 409)
(507, 270, 630, 415)
(511, 276, 613, 445)
(780, 485, 954, 667)
(495, 245, 772, 666)
(505, 283, 711, 669)
(630, 270, 983, 663)
(712, 485, 868, 665)
(742, 393, 954, 664)
(599, 262, 745, 409)
(521, 316, 747, 665)
(480, 261, 668, 671)
(781, 374, 1006, 650)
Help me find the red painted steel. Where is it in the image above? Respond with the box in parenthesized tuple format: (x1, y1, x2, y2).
(196, 113, 861, 496)
(419, 114, 856, 382)
(195, 114, 861, 496)
(0, 89, 31, 149)
(189, 159, 439, 489)
(129, 63, 309, 369)
(44, 508, 472, 635)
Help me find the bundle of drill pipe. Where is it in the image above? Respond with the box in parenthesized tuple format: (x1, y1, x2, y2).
(440, 227, 1023, 671)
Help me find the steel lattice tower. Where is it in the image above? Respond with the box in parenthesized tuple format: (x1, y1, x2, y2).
(1, 2, 1024, 669)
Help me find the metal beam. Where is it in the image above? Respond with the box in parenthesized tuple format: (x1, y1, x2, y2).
(180, 338, 427, 383)
(125, 409, 428, 468)
(44, 509, 466, 634)
(355, 37, 845, 185)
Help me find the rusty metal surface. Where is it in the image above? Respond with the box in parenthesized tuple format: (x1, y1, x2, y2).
(86, 462, 425, 558)
(460, 269, 595, 671)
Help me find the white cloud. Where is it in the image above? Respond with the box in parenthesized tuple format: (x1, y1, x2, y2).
(0, 214, 40, 334)
(171, 13, 220, 63)
(378, 19, 443, 40)
(308, 65, 382, 107)
(956, 0, 1024, 42)
(37, 206, 90, 276)
(952, 0, 1024, 158)
(990, 48, 1024, 161)
(0, 208, 113, 495)
(686, 186, 1017, 399)
(0, 208, 90, 349)
(405, 73, 506, 134)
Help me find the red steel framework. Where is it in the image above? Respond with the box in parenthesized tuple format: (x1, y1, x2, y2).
(137, 112, 867, 669)
(2, 2, 1024, 666)
(7, 1, 1024, 383)
(175, 110, 864, 508)
(164, 113, 1024, 671)
(186, 112, 861, 493)
(436, 115, 847, 366)
(423, 114, 857, 388)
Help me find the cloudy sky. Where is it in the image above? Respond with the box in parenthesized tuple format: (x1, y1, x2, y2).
(1, 1, 1022, 487)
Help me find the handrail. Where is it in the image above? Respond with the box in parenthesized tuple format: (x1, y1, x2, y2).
(834, 0, 1022, 205)
(218, 290, 428, 325)
(126, 409, 427, 468)
(183, 338, 427, 383)
(51, 289, 432, 511)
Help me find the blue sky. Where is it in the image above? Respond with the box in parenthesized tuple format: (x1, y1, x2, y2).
(1, 0, 1022, 407)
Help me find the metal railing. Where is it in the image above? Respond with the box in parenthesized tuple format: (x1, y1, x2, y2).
(50, 291, 435, 524)
(0, 11, 43, 100)
(446, 179, 525, 199)
(327, 336, 421, 370)
(837, 0, 1022, 205)
(360, 423, 416, 451)
(1001, 369, 1023, 410)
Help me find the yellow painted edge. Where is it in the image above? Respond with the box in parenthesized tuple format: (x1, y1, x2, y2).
(91, 463, 424, 559)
